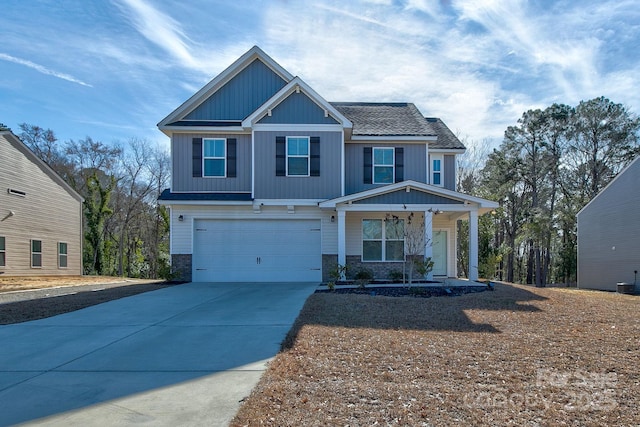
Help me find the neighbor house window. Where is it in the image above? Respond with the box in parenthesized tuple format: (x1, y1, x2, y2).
(431, 154, 443, 186)
(203, 138, 226, 177)
(31, 239, 42, 268)
(0, 236, 5, 267)
(362, 219, 404, 261)
(287, 136, 310, 176)
(58, 242, 68, 268)
(373, 147, 394, 184)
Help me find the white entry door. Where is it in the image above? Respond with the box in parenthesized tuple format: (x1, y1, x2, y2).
(432, 230, 448, 276)
(192, 219, 322, 282)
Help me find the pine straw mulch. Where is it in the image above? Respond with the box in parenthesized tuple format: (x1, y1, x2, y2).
(232, 283, 640, 426)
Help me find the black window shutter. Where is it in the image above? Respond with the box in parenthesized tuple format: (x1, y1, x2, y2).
(276, 136, 286, 176)
(395, 147, 404, 182)
(363, 147, 372, 184)
(227, 138, 237, 178)
(310, 136, 320, 176)
(192, 138, 202, 177)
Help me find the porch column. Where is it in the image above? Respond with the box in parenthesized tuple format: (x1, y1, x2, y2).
(337, 209, 346, 279)
(424, 210, 433, 281)
(468, 209, 479, 281)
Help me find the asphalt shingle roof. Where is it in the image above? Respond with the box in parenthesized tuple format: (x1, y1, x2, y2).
(331, 102, 437, 137)
(331, 102, 465, 150)
(425, 117, 466, 150)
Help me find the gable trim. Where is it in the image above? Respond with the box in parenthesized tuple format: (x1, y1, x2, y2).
(242, 77, 353, 129)
(318, 179, 499, 210)
(158, 46, 294, 131)
(0, 131, 84, 203)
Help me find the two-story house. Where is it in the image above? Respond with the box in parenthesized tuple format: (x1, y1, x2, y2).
(0, 128, 83, 276)
(158, 46, 498, 283)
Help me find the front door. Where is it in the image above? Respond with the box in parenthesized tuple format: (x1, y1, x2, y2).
(432, 230, 447, 276)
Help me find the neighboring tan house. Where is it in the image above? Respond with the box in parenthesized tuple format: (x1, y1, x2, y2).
(158, 46, 498, 283)
(0, 129, 83, 276)
(577, 156, 640, 291)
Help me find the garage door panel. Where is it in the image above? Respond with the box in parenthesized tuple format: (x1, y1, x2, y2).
(192, 219, 321, 282)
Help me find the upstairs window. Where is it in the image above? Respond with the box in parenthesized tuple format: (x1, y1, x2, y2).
(373, 147, 394, 184)
(0, 236, 5, 267)
(203, 138, 226, 177)
(31, 239, 42, 268)
(58, 242, 68, 268)
(431, 154, 443, 186)
(362, 219, 405, 262)
(287, 137, 310, 176)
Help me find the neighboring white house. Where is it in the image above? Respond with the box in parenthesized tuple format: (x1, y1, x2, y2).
(577, 156, 640, 291)
(0, 129, 83, 276)
(157, 46, 498, 283)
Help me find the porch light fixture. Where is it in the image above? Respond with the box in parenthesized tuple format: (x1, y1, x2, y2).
(178, 215, 184, 222)
(331, 215, 335, 223)
(428, 208, 444, 215)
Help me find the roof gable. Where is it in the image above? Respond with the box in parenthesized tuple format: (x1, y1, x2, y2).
(184, 58, 287, 121)
(243, 77, 352, 128)
(158, 46, 294, 130)
(257, 91, 340, 125)
(0, 131, 83, 203)
(353, 189, 463, 205)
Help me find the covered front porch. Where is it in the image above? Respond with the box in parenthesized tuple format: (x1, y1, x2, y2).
(319, 181, 499, 282)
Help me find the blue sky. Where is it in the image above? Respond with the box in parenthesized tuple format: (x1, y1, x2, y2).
(1, 0, 639, 150)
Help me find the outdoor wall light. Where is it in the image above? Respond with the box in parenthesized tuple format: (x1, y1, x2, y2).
(178, 215, 184, 222)
(331, 215, 335, 223)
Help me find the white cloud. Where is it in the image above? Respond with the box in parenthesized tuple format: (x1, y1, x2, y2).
(0, 53, 92, 87)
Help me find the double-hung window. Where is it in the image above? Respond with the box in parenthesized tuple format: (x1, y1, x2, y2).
(362, 219, 405, 261)
(0, 236, 5, 267)
(431, 154, 443, 186)
(373, 147, 394, 184)
(58, 242, 68, 268)
(287, 136, 310, 176)
(203, 138, 226, 177)
(31, 239, 42, 268)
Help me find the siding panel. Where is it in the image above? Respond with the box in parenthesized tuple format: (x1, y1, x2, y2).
(172, 133, 252, 192)
(577, 158, 640, 290)
(258, 92, 339, 124)
(345, 143, 427, 195)
(185, 59, 287, 121)
(0, 134, 82, 275)
(254, 131, 342, 199)
(444, 154, 456, 190)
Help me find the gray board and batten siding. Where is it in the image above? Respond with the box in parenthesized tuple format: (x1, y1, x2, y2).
(184, 59, 287, 121)
(172, 133, 252, 193)
(443, 154, 456, 191)
(352, 189, 464, 205)
(345, 143, 426, 195)
(253, 130, 343, 200)
(258, 92, 340, 125)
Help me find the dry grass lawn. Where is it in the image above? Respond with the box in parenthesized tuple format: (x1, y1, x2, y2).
(232, 283, 640, 426)
(0, 275, 146, 292)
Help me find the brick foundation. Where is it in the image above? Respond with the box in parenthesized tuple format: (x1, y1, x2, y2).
(171, 254, 192, 282)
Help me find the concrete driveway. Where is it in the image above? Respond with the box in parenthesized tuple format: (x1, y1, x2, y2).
(0, 282, 317, 426)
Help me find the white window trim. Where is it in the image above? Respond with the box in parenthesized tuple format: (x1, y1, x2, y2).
(203, 138, 227, 178)
(31, 239, 42, 268)
(430, 154, 444, 187)
(286, 136, 310, 177)
(0, 236, 5, 268)
(361, 218, 405, 262)
(372, 147, 395, 184)
(58, 242, 68, 269)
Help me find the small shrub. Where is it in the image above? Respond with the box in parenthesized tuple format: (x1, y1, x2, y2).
(389, 270, 404, 283)
(354, 269, 373, 289)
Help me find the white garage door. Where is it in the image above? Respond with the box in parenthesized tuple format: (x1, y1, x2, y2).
(192, 219, 322, 282)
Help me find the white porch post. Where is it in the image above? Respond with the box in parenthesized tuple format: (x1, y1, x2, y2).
(468, 209, 479, 281)
(424, 210, 433, 280)
(337, 209, 346, 279)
